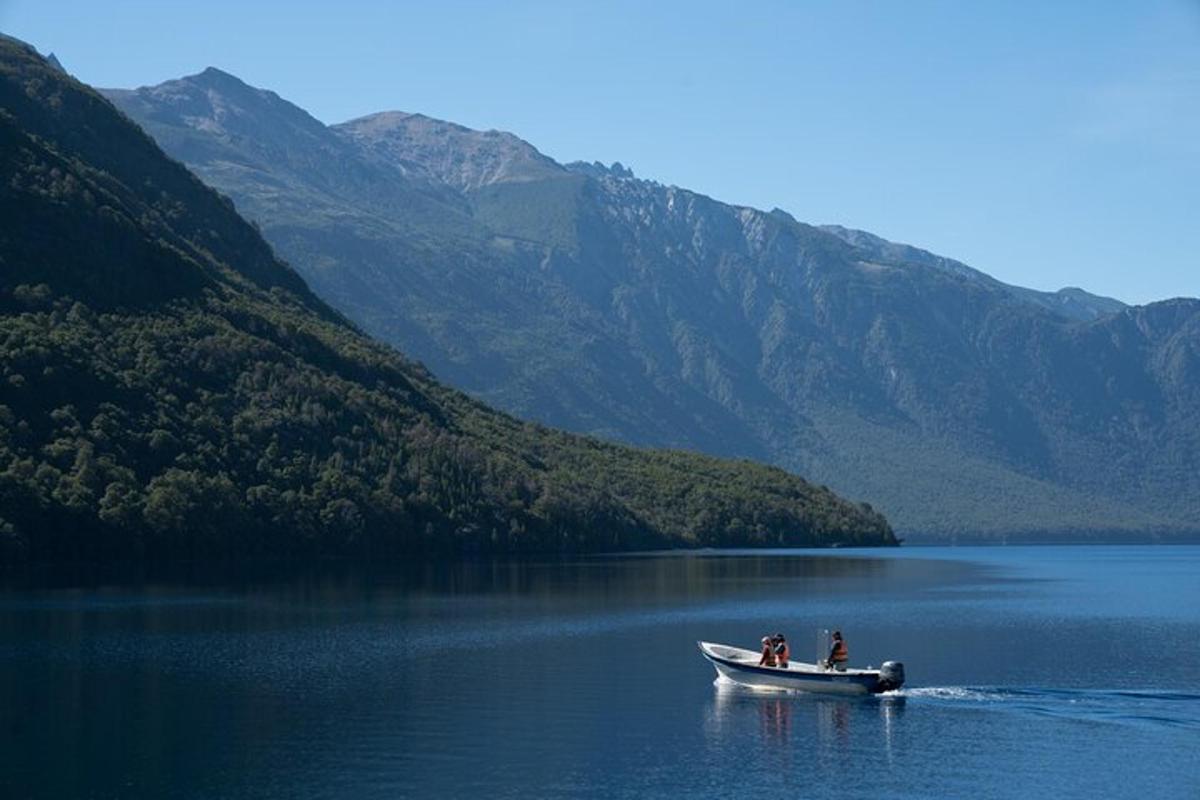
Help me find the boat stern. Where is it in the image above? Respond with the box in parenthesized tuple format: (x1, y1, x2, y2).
(875, 661, 905, 692)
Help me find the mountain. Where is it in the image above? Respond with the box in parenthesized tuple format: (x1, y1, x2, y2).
(818, 224, 1127, 322)
(0, 37, 896, 562)
(103, 70, 1200, 541)
(339, 110, 567, 191)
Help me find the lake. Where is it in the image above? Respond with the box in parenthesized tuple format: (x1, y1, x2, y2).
(2, 546, 1199, 799)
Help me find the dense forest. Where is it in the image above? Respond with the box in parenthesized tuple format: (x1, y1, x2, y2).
(0, 37, 895, 562)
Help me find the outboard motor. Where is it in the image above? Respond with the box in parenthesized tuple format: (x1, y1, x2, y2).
(877, 661, 905, 692)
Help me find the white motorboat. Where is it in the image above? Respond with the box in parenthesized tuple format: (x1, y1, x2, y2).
(697, 641, 905, 695)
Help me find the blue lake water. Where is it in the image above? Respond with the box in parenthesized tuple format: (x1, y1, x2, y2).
(2, 546, 1199, 799)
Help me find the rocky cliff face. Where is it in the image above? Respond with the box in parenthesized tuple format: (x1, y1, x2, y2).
(819, 224, 1127, 322)
(104, 71, 1200, 540)
(337, 111, 566, 191)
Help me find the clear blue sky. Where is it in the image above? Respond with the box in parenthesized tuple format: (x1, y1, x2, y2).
(3, 1, 1197, 304)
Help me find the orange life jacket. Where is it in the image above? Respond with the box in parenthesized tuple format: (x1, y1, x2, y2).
(831, 639, 848, 662)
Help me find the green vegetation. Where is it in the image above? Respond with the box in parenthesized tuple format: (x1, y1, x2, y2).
(0, 37, 894, 561)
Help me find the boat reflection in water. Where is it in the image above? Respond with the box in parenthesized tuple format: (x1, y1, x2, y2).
(704, 678, 906, 766)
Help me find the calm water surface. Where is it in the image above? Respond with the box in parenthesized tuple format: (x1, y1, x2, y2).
(2, 546, 1199, 799)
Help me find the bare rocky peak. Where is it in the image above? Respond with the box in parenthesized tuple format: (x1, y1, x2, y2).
(1050, 287, 1127, 319)
(100, 71, 472, 230)
(334, 111, 565, 191)
(100, 68, 440, 198)
(106, 67, 333, 148)
(566, 160, 635, 179)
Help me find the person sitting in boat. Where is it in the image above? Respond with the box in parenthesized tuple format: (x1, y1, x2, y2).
(824, 630, 849, 671)
(758, 636, 777, 667)
(772, 633, 790, 667)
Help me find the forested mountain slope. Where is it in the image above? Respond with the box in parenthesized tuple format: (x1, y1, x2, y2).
(104, 69, 1200, 541)
(0, 38, 896, 561)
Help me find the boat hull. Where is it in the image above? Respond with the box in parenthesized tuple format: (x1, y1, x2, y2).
(698, 641, 902, 695)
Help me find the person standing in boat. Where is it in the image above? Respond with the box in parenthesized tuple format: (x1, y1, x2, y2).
(758, 636, 777, 667)
(772, 634, 790, 667)
(825, 630, 849, 671)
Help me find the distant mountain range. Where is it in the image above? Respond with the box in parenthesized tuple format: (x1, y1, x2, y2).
(0, 37, 894, 561)
(103, 68, 1200, 541)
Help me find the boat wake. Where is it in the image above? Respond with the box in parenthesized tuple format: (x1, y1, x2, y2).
(897, 686, 1200, 731)
(899, 686, 1006, 702)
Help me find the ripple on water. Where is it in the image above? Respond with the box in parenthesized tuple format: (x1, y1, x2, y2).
(900, 685, 1200, 731)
